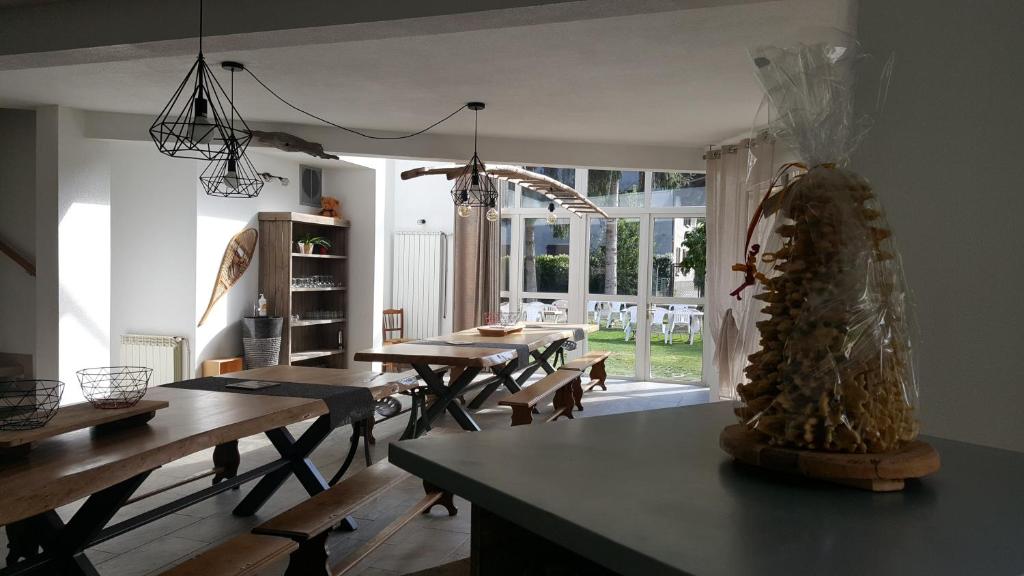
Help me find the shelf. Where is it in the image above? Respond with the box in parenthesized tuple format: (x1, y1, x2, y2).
(259, 212, 350, 227)
(292, 253, 347, 260)
(290, 348, 345, 362)
(291, 318, 346, 327)
(291, 287, 346, 292)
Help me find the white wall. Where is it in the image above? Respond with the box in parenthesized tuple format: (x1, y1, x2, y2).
(56, 108, 111, 403)
(333, 156, 386, 368)
(0, 109, 36, 358)
(853, 0, 1024, 451)
(109, 140, 197, 371)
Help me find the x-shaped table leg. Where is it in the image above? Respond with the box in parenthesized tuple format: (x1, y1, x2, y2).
(232, 414, 355, 531)
(2, 471, 151, 576)
(404, 363, 481, 438)
(468, 338, 568, 409)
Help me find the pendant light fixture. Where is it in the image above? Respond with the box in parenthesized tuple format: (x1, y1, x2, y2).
(199, 62, 264, 198)
(451, 102, 499, 219)
(546, 202, 558, 224)
(149, 0, 251, 160)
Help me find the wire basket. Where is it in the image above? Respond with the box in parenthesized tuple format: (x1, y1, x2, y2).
(76, 366, 152, 409)
(0, 379, 65, 431)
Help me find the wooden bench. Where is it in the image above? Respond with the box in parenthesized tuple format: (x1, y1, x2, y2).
(161, 533, 297, 576)
(163, 459, 456, 576)
(253, 459, 457, 576)
(498, 369, 581, 426)
(560, 351, 610, 410)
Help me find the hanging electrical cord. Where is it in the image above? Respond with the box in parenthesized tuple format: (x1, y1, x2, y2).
(243, 67, 468, 140)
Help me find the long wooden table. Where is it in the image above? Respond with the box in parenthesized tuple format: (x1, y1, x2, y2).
(355, 324, 595, 438)
(0, 367, 422, 576)
(390, 402, 1024, 575)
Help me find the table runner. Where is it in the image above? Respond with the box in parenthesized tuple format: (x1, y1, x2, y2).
(412, 340, 533, 370)
(523, 325, 586, 342)
(164, 377, 374, 427)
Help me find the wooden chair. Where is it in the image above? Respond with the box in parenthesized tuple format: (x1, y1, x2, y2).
(383, 308, 407, 344)
(383, 308, 408, 372)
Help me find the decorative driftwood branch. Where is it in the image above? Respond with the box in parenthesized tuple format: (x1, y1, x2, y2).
(249, 130, 340, 160)
(400, 163, 609, 218)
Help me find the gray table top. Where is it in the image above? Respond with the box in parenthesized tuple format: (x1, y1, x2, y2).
(389, 402, 1024, 576)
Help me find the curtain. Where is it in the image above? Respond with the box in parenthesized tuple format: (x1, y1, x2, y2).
(705, 133, 779, 399)
(452, 207, 499, 331)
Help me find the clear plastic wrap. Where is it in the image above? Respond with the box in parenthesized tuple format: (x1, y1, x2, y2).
(733, 41, 917, 453)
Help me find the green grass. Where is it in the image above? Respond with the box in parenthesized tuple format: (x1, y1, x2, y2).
(585, 325, 703, 382)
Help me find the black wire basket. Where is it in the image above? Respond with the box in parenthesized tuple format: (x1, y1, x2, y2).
(76, 366, 152, 409)
(0, 379, 65, 431)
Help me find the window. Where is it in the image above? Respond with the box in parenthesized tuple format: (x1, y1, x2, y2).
(522, 166, 575, 208)
(587, 170, 644, 207)
(500, 218, 512, 292)
(651, 217, 705, 298)
(651, 172, 706, 207)
(522, 217, 570, 293)
(588, 218, 639, 296)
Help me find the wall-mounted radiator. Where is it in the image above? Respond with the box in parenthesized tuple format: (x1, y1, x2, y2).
(392, 231, 448, 339)
(120, 335, 189, 385)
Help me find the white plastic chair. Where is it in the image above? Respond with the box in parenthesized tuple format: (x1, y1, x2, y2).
(551, 300, 569, 323)
(622, 306, 638, 340)
(666, 307, 703, 344)
(605, 302, 624, 328)
(650, 307, 671, 341)
(586, 301, 601, 324)
(522, 301, 546, 322)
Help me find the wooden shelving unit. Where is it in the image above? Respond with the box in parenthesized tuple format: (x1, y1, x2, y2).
(258, 212, 349, 368)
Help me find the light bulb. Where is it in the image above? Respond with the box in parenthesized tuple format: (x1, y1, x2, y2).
(485, 207, 499, 222)
(457, 203, 473, 218)
(190, 96, 215, 145)
(546, 211, 558, 224)
(222, 159, 240, 190)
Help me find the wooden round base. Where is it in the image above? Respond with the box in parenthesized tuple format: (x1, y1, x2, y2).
(720, 424, 940, 492)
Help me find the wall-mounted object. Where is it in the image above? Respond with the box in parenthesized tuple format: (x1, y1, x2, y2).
(198, 228, 258, 326)
(251, 130, 339, 160)
(120, 335, 188, 385)
(259, 172, 290, 186)
(299, 165, 323, 207)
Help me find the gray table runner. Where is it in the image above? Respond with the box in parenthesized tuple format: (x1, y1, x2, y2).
(524, 325, 585, 342)
(412, 340, 533, 370)
(165, 377, 375, 427)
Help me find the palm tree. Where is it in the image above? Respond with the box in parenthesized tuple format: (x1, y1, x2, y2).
(589, 171, 621, 294)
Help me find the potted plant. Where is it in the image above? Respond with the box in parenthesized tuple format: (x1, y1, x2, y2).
(297, 234, 331, 255)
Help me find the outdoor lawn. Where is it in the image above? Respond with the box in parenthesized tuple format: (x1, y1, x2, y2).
(585, 325, 703, 383)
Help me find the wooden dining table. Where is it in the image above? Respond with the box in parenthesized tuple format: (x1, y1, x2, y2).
(355, 323, 595, 439)
(0, 366, 422, 576)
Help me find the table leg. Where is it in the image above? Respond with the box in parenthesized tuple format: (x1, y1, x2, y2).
(1, 471, 151, 576)
(470, 504, 619, 575)
(232, 414, 356, 533)
(468, 339, 568, 409)
(410, 363, 481, 435)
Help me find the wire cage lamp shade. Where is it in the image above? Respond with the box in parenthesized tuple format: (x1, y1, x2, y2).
(150, 54, 252, 161)
(200, 137, 264, 198)
(450, 153, 500, 216)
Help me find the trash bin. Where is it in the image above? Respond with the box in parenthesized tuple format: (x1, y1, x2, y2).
(241, 317, 283, 368)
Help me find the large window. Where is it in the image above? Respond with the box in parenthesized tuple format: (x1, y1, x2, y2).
(587, 170, 644, 208)
(588, 218, 639, 296)
(522, 217, 570, 293)
(652, 172, 706, 207)
(522, 166, 575, 208)
(500, 218, 512, 291)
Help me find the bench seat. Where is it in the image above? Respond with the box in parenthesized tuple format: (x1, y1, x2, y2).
(160, 533, 297, 576)
(560, 351, 610, 409)
(498, 369, 581, 426)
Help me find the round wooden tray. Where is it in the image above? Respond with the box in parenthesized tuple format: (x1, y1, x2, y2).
(720, 424, 940, 492)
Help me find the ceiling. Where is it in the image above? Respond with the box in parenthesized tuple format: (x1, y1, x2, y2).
(0, 0, 851, 147)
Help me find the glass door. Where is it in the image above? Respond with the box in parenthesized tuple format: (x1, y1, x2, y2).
(583, 216, 642, 378)
(646, 215, 706, 382)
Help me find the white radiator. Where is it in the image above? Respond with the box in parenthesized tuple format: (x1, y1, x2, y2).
(119, 335, 188, 385)
(392, 231, 448, 339)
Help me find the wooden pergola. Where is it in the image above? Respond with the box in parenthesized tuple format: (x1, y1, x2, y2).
(400, 163, 609, 218)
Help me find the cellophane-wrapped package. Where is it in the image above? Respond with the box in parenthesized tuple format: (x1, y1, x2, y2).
(734, 41, 918, 453)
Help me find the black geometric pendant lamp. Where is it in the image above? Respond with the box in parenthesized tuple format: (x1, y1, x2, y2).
(149, 0, 251, 161)
(199, 62, 264, 198)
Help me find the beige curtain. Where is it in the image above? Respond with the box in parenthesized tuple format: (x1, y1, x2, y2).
(705, 133, 778, 399)
(452, 207, 499, 331)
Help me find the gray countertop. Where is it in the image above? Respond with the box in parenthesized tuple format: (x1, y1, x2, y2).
(389, 402, 1024, 576)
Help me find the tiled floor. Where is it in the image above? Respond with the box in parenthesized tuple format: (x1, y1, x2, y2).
(1, 379, 708, 576)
